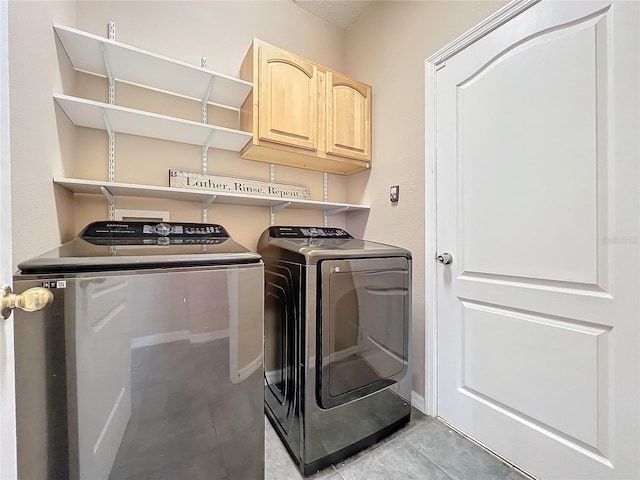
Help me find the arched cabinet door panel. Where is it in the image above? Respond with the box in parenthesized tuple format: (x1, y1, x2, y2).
(326, 71, 371, 162)
(258, 42, 318, 151)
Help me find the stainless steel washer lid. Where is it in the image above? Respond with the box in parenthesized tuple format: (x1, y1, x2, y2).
(17, 221, 262, 274)
(257, 226, 411, 265)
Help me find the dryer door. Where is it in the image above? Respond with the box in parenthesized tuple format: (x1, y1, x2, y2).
(317, 256, 410, 409)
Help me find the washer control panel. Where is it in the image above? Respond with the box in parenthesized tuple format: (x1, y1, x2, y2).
(268, 226, 352, 239)
(79, 221, 229, 245)
(141, 223, 225, 237)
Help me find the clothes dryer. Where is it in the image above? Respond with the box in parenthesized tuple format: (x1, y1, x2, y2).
(258, 226, 411, 475)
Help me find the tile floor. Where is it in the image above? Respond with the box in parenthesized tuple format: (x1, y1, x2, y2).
(265, 409, 529, 480)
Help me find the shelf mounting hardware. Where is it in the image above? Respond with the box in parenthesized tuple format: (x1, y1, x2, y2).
(271, 202, 291, 213)
(203, 195, 217, 209)
(104, 22, 116, 105)
(102, 107, 116, 178)
(201, 65, 215, 124)
(102, 109, 115, 140)
(272, 202, 291, 214)
(269, 165, 277, 225)
(103, 21, 116, 220)
(202, 194, 217, 223)
(100, 186, 115, 204)
(325, 206, 350, 216)
(202, 130, 216, 157)
(270, 201, 291, 226)
(201, 130, 216, 221)
(101, 106, 116, 220)
(101, 44, 115, 89)
(200, 64, 215, 224)
(323, 172, 329, 227)
(105, 22, 116, 106)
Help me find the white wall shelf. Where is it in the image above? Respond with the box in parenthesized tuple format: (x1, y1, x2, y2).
(54, 177, 370, 215)
(52, 23, 369, 220)
(54, 23, 252, 109)
(54, 94, 252, 151)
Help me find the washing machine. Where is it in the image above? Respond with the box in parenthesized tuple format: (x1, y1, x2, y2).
(12, 221, 264, 480)
(258, 226, 411, 475)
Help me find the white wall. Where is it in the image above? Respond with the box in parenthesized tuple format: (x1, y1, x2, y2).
(76, 0, 345, 74)
(71, 0, 349, 252)
(5, 0, 76, 473)
(9, 0, 76, 268)
(344, 0, 507, 400)
(9, 0, 349, 264)
(8, 0, 509, 407)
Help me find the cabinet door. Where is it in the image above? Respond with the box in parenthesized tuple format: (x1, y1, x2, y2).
(326, 71, 371, 162)
(258, 42, 318, 151)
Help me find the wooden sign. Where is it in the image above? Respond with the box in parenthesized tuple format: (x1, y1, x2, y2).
(169, 170, 310, 200)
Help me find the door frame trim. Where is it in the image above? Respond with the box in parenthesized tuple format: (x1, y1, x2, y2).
(0, 0, 17, 476)
(423, 0, 541, 417)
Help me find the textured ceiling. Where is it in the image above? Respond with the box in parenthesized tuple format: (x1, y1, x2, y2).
(291, 0, 373, 30)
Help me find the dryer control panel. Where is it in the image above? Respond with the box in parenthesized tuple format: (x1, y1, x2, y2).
(268, 226, 353, 239)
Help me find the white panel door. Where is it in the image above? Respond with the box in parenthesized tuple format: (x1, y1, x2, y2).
(0, 1, 17, 478)
(435, 1, 639, 479)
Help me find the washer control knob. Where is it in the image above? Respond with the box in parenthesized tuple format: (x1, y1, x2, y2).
(154, 223, 172, 236)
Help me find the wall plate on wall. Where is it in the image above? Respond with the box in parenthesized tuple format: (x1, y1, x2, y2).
(390, 185, 399, 203)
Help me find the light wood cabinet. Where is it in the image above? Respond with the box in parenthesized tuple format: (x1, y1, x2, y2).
(326, 71, 371, 162)
(257, 42, 319, 151)
(52, 25, 370, 217)
(240, 39, 372, 175)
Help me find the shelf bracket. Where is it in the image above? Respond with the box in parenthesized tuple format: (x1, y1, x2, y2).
(270, 201, 291, 226)
(201, 129, 215, 200)
(101, 107, 116, 218)
(202, 194, 216, 223)
(203, 195, 217, 209)
(323, 172, 329, 227)
(102, 108, 116, 182)
(103, 24, 116, 221)
(100, 186, 115, 204)
(202, 130, 216, 158)
(272, 202, 291, 213)
(325, 206, 350, 216)
(102, 109, 115, 141)
(101, 34, 115, 108)
(199, 60, 215, 225)
(202, 75, 215, 123)
(101, 43, 115, 86)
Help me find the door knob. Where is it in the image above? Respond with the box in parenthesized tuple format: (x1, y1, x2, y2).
(437, 253, 453, 265)
(1, 285, 54, 320)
